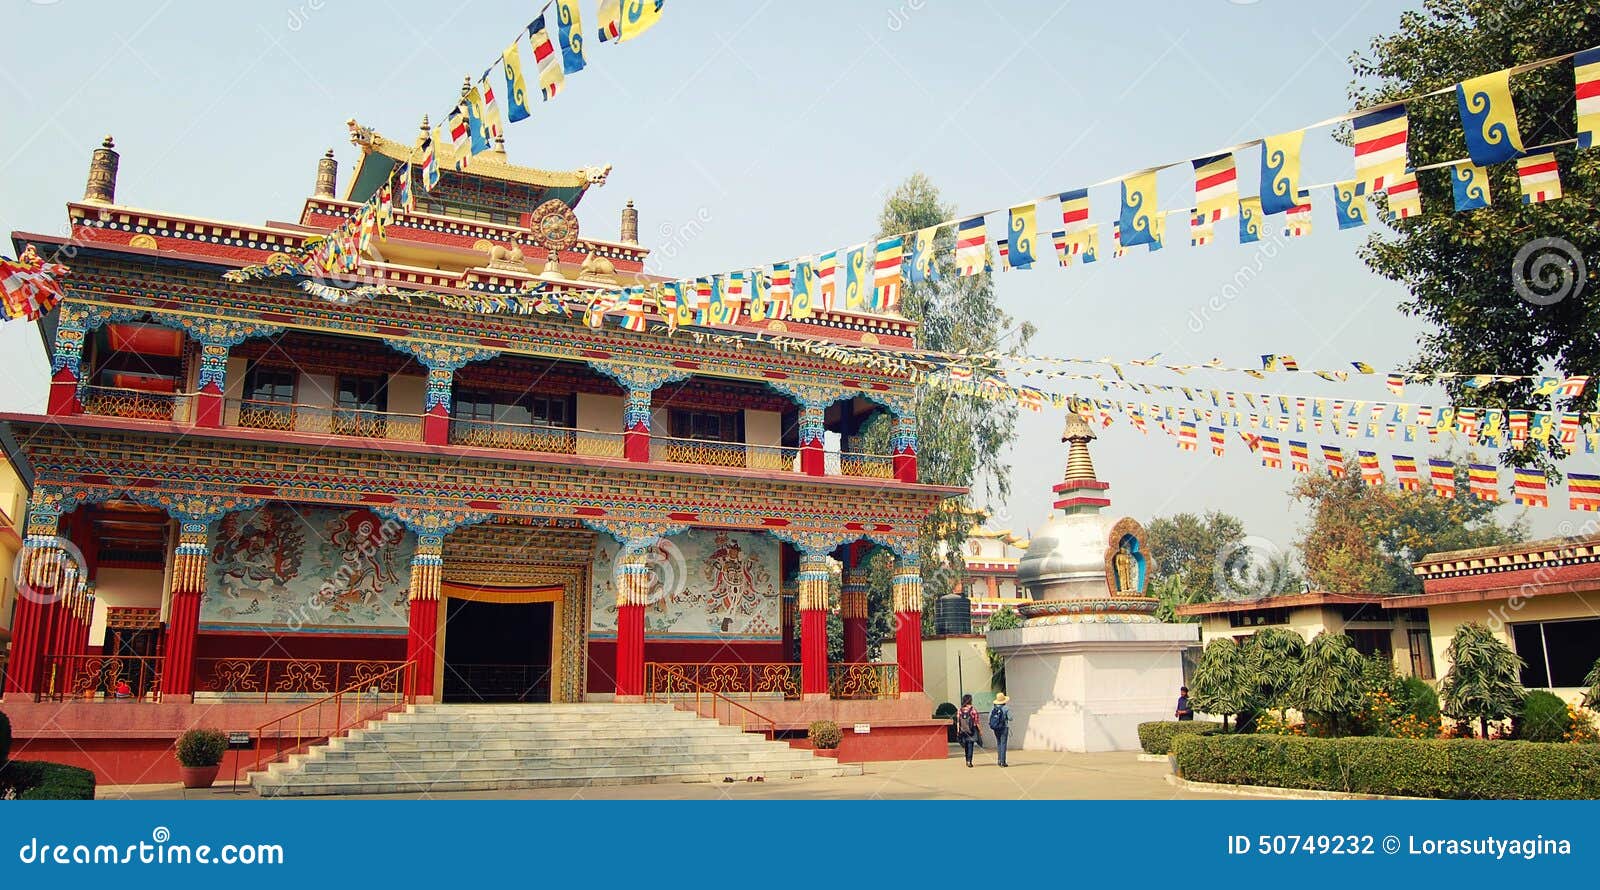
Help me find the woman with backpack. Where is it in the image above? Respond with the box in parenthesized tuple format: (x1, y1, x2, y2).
(989, 693, 1011, 767)
(955, 694, 982, 767)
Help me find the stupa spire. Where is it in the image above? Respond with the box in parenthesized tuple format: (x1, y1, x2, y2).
(1052, 409, 1110, 514)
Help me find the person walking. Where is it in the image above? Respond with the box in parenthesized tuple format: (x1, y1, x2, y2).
(955, 694, 982, 767)
(1175, 685, 1194, 721)
(988, 692, 1012, 767)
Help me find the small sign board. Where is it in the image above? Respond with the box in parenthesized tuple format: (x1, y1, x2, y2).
(853, 723, 871, 735)
(227, 731, 252, 748)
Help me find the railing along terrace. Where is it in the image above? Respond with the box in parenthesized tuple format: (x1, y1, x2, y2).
(828, 662, 899, 699)
(836, 451, 895, 479)
(230, 399, 424, 441)
(650, 436, 800, 472)
(448, 420, 626, 458)
(79, 385, 191, 423)
(253, 661, 416, 773)
(643, 663, 778, 739)
(36, 653, 163, 702)
(645, 662, 803, 700)
(193, 657, 406, 702)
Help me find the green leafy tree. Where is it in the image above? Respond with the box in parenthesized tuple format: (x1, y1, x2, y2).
(1439, 622, 1526, 738)
(1583, 655, 1600, 710)
(1350, 0, 1600, 476)
(985, 606, 1022, 690)
(1145, 512, 1246, 602)
(1188, 638, 1259, 730)
(1291, 465, 1522, 593)
(1288, 632, 1369, 736)
(868, 174, 1035, 614)
(1247, 628, 1306, 720)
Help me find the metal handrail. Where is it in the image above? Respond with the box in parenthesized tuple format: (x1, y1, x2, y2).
(649, 436, 800, 471)
(644, 663, 778, 739)
(251, 660, 415, 774)
(36, 653, 163, 702)
(228, 398, 424, 440)
(78, 385, 193, 423)
(194, 657, 406, 702)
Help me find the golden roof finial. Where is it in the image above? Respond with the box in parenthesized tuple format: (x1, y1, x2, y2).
(1061, 413, 1099, 483)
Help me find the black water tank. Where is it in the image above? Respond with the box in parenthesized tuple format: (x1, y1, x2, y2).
(935, 592, 972, 635)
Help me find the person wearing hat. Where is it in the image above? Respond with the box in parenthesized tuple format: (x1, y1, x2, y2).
(988, 693, 1012, 767)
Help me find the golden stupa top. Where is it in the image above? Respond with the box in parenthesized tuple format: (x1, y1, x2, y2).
(346, 119, 611, 191)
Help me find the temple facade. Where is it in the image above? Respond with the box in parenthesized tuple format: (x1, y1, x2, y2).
(0, 126, 960, 711)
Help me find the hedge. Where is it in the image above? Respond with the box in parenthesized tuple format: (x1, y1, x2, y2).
(0, 761, 97, 800)
(1171, 733, 1600, 800)
(1137, 721, 1225, 755)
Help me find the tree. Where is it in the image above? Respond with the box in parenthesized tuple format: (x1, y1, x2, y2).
(865, 173, 1035, 613)
(985, 607, 1022, 691)
(1146, 511, 1300, 606)
(1584, 655, 1600, 710)
(1350, 0, 1600, 476)
(1439, 622, 1526, 738)
(1288, 632, 1369, 735)
(1291, 465, 1522, 593)
(1188, 638, 1259, 730)
(1247, 628, 1306, 721)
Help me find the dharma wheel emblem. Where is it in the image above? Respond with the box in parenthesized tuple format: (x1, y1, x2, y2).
(526, 198, 579, 277)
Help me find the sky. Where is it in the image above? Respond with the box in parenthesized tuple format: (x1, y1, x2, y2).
(0, 0, 1583, 583)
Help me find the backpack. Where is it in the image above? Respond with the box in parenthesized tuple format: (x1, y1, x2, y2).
(954, 711, 974, 736)
(988, 705, 1007, 731)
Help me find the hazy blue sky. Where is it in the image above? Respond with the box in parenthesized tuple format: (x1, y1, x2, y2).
(0, 1, 1583, 582)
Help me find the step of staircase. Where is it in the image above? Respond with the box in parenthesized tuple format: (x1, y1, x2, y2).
(251, 703, 858, 797)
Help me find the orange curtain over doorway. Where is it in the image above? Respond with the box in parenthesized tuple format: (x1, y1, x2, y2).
(438, 582, 563, 604)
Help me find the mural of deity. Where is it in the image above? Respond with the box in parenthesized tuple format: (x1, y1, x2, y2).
(591, 530, 779, 640)
(693, 533, 768, 617)
(312, 508, 405, 618)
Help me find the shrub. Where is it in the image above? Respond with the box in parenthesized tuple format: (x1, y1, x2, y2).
(1171, 733, 1600, 799)
(1517, 690, 1574, 743)
(0, 709, 10, 764)
(1398, 677, 1441, 722)
(1136, 720, 1223, 755)
(807, 720, 843, 750)
(0, 761, 96, 800)
(175, 729, 228, 767)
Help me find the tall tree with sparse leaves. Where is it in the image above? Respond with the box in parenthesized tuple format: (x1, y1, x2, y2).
(1350, 0, 1600, 478)
(1439, 621, 1526, 737)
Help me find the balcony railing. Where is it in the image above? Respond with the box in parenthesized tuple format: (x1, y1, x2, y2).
(79, 385, 192, 424)
(650, 436, 800, 472)
(36, 653, 163, 702)
(230, 399, 424, 441)
(828, 662, 899, 699)
(644, 661, 900, 701)
(448, 420, 626, 458)
(836, 451, 895, 479)
(193, 656, 406, 701)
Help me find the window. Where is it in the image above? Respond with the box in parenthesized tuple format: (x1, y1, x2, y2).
(1512, 618, 1600, 688)
(244, 365, 296, 404)
(1408, 629, 1436, 680)
(1337, 603, 1394, 623)
(1228, 607, 1290, 628)
(453, 392, 573, 428)
(670, 409, 743, 443)
(1347, 629, 1393, 659)
(337, 376, 388, 412)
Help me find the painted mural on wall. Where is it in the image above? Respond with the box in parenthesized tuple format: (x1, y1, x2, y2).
(201, 504, 415, 633)
(591, 530, 780, 640)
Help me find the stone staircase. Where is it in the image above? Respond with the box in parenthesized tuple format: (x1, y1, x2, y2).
(251, 703, 860, 797)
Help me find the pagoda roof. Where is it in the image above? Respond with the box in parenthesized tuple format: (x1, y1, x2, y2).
(345, 119, 610, 208)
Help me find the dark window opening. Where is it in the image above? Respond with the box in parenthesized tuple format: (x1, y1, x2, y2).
(1228, 607, 1290, 628)
(244, 365, 296, 404)
(669, 409, 743, 443)
(1512, 618, 1600, 688)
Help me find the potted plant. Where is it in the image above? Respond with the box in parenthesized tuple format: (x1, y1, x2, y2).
(175, 729, 228, 789)
(807, 720, 843, 757)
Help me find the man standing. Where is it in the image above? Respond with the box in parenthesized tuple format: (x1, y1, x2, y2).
(989, 693, 1012, 767)
(1175, 685, 1194, 721)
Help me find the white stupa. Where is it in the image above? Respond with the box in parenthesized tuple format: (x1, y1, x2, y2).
(986, 413, 1199, 752)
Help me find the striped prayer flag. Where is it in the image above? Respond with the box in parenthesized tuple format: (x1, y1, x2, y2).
(1284, 191, 1313, 237)
(1516, 151, 1562, 203)
(528, 15, 564, 102)
(1051, 230, 1071, 266)
(618, 287, 648, 332)
(954, 216, 988, 276)
(421, 130, 441, 191)
(1193, 153, 1238, 222)
(1560, 411, 1581, 444)
(1260, 129, 1305, 215)
(448, 105, 472, 158)
(1333, 180, 1367, 229)
(996, 238, 1010, 269)
(1385, 170, 1421, 219)
(1429, 458, 1457, 498)
(1578, 48, 1600, 149)
(872, 236, 903, 311)
(1059, 189, 1090, 231)
(1007, 202, 1037, 269)
(1457, 68, 1525, 166)
(1260, 436, 1283, 468)
(1178, 420, 1198, 451)
(1468, 464, 1500, 501)
(817, 251, 838, 310)
(1394, 455, 1421, 491)
(476, 73, 504, 140)
(1190, 212, 1214, 247)
(1569, 472, 1600, 511)
(1289, 440, 1310, 472)
(1451, 161, 1491, 211)
(1386, 373, 1404, 396)
(767, 263, 792, 319)
(1558, 375, 1591, 398)
(1322, 444, 1346, 477)
(1351, 104, 1409, 190)
(1209, 426, 1225, 456)
(1514, 468, 1549, 507)
(597, 0, 621, 41)
(1358, 451, 1384, 487)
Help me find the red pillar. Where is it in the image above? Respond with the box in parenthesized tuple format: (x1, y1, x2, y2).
(423, 404, 450, 446)
(892, 563, 925, 694)
(162, 523, 210, 698)
(48, 368, 81, 416)
(799, 404, 826, 476)
(406, 537, 444, 700)
(892, 414, 918, 483)
(623, 387, 652, 462)
(797, 552, 831, 697)
(840, 544, 869, 664)
(614, 546, 650, 700)
(6, 537, 64, 696)
(423, 367, 453, 446)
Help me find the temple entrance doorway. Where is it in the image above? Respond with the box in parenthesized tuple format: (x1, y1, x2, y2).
(439, 586, 560, 703)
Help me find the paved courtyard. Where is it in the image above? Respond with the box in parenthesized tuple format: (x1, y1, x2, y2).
(100, 747, 1267, 801)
